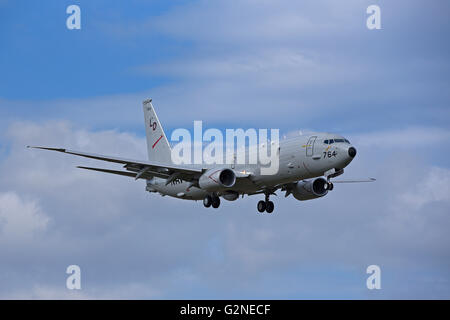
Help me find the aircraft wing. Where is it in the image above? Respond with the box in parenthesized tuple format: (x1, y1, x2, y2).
(27, 146, 203, 182)
(331, 178, 376, 183)
(247, 177, 376, 198)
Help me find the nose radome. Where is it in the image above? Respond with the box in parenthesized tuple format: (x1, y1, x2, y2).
(348, 147, 357, 158)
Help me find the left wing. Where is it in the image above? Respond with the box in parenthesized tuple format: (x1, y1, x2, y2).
(259, 178, 377, 198)
(27, 146, 203, 182)
(332, 178, 376, 183)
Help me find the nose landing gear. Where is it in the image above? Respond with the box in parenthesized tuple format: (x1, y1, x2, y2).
(324, 168, 342, 191)
(327, 182, 334, 191)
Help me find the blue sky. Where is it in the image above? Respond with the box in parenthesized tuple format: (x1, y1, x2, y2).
(0, 0, 449, 299)
(0, 1, 177, 99)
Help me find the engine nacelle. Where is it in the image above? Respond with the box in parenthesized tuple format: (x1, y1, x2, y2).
(198, 168, 236, 192)
(292, 177, 329, 201)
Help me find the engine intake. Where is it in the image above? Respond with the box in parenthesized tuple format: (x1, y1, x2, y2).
(199, 168, 236, 191)
(292, 177, 329, 201)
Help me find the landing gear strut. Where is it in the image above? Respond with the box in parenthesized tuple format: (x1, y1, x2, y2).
(257, 193, 275, 213)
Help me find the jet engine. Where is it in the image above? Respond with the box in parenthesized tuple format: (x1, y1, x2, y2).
(292, 177, 329, 201)
(199, 168, 236, 192)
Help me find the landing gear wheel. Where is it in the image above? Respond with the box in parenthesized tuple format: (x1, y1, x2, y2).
(328, 182, 334, 191)
(257, 200, 266, 213)
(266, 201, 274, 213)
(203, 195, 212, 208)
(212, 196, 221, 208)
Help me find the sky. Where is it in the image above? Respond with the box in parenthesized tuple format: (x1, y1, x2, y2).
(0, 0, 449, 299)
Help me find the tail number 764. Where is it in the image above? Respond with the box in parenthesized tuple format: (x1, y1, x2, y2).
(323, 150, 337, 158)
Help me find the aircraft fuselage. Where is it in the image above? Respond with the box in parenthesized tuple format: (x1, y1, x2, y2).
(147, 132, 356, 201)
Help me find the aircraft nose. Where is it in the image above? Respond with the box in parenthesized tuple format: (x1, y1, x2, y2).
(348, 147, 357, 158)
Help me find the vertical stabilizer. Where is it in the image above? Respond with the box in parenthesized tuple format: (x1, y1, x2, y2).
(143, 99, 172, 163)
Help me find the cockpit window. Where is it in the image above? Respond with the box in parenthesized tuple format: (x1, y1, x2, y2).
(325, 138, 350, 144)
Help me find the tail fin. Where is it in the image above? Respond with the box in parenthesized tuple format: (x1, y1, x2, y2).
(143, 99, 172, 163)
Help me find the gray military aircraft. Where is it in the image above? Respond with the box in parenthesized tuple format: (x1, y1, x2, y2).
(28, 99, 374, 213)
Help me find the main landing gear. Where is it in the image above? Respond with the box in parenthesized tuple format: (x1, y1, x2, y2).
(257, 193, 274, 214)
(203, 194, 220, 209)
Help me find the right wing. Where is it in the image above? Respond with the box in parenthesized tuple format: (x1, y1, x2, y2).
(27, 146, 203, 182)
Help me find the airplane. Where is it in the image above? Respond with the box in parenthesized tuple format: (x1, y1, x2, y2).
(28, 99, 375, 213)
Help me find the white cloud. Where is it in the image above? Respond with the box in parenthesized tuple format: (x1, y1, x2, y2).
(134, 0, 362, 44)
(2, 121, 146, 195)
(5, 285, 90, 300)
(1, 0, 450, 299)
(352, 127, 450, 148)
(0, 119, 449, 299)
(4, 283, 161, 300)
(133, 48, 355, 90)
(398, 167, 450, 209)
(0, 192, 49, 243)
